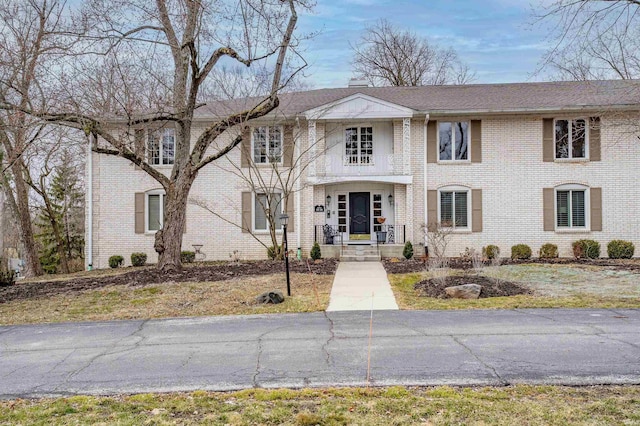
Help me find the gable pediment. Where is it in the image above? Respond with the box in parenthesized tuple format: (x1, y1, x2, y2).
(303, 93, 415, 120)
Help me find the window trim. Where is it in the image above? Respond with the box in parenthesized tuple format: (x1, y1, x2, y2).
(252, 191, 284, 233)
(146, 128, 176, 166)
(437, 121, 471, 163)
(554, 184, 590, 231)
(344, 125, 374, 166)
(553, 118, 589, 161)
(251, 125, 284, 165)
(145, 190, 165, 234)
(437, 186, 471, 231)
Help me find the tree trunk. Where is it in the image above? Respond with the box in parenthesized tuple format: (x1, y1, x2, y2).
(10, 164, 43, 277)
(154, 173, 194, 272)
(42, 196, 70, 274)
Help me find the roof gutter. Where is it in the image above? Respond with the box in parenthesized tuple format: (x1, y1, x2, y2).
(417, 104, 640, 117)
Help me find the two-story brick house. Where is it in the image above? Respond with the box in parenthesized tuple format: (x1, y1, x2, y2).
(86, 79, 640, 268)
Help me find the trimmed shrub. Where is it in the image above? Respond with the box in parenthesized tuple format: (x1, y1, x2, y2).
(482, 245, 500, 260)
(511, 244, 532, 260)
(607, 240, 635, 259)
(130, 252, 147, 267)
(0, 270, 16, 287)
(403, 241, 414, 260)
(539, 243, 559, 259)
(572, 239, 600, 259)
(267, 245, 284, 260)
(180, 251, 196, 263)
(310, 242, 322, 260)
(108, 255, 124, 268)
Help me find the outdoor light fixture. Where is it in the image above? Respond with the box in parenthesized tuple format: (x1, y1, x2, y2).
(279, 213, 291, 296)
(326, 195, 331, 206)
(388, 194, 394, 205)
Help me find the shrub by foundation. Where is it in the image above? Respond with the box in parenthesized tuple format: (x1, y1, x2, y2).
(607, 240, 635, 259)
(511, 244, 532, 260)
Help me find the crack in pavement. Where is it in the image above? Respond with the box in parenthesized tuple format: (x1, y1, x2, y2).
(512, 309, 561, 322)
(250, 325, 290, 389)
(451, 336, 508, 385)
(322, 312, 335, 366)
(63, 319, 150, 383)
(180, 350, 196, 370)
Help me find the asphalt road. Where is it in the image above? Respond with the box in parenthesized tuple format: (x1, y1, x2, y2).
(1, 308, 639, 398)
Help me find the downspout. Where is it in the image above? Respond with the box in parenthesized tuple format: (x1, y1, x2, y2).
(423, 114, 429, 252)
(86, 133, 94, 270)
(295, 118, 301, 252)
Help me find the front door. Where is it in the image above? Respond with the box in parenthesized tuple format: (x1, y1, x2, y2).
(349, 192, 370, 235)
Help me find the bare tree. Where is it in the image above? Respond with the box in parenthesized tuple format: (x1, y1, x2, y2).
(536, 0, 640, 80)
(351, 19, 475, 87)
(0, 0, 73, 277)
(2, 0, 309, 272)
(191, 120, 328, 259)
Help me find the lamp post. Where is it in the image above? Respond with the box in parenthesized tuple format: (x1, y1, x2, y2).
(280, 213, 291, 296)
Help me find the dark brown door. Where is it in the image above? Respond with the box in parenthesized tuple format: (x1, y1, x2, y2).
(349, 192, 370, 234)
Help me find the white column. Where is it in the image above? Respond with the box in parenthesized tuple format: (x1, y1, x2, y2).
(402, 117, 411, 174)
(308, 120, 316, 177)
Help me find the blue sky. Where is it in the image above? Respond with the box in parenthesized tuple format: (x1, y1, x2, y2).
(297, 0, 555, 88)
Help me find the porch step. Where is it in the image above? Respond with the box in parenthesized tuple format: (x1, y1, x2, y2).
(340, 254, 381, 262)
(340, 245, 381, 262)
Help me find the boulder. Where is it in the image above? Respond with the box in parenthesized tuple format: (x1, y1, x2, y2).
(444, 284, 482, 299)
(255, 290, 285, 304)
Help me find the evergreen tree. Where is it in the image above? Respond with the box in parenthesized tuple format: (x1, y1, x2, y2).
(36, 150, 84, 273)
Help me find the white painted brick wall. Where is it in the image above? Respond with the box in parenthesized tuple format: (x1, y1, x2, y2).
(426, 115, 640, 257)
(89, 114, 640, 268)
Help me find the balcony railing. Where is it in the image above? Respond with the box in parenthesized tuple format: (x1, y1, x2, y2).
(311, 153, 404, 177)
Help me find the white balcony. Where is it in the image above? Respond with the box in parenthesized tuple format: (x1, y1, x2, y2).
(311, 153, 405, 177)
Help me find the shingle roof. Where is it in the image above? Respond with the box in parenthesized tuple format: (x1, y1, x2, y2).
(196, 80, 640, 119)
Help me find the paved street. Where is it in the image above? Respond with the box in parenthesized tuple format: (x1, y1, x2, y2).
(1, 308, 639, 398)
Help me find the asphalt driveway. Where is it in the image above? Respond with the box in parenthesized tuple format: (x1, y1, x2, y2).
(1, 308, 639, 398)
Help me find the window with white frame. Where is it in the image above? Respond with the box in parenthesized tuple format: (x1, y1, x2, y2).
(439, 121, 469, 161)
(254, 192, 283, 231)
(345, 126, 373, 165)
(146, 191, 165, 232)
(555, 119, 587, 159)
(556, 185, 588, 229)
(147, 128, 175, 165)
(439, 188, 469, 229)
(253, 126, 283, 164)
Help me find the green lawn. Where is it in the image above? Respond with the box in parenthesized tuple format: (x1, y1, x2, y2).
(1, 386, 638, 425)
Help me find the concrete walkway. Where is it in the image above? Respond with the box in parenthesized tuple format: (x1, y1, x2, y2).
(326, 261, 399, 311)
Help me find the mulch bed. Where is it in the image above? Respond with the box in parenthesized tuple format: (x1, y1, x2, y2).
(414, 275, 532, 299)
(0, 259, 338, 304)
(383, 257, 640, 274)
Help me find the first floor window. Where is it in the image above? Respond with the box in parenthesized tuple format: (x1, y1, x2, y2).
(440, 190, 468, 228)
(254, 192, 283, 231)
(345, 126, 373, 164)
(439, 121, 469, 161)
(146, 192, 165, 232)
(147, 128, 175, 165)
(253, 126, 283, 164)
(555, 119, 586, 159)
(556, 189, 586, 228)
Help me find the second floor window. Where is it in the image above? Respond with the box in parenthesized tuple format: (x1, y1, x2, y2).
(345, 126, 373, 165)
(439, 122, 469, 161)
(253, 126, 283, 164)
(147, 128, 175, 165)
(555, 119, 587, 159)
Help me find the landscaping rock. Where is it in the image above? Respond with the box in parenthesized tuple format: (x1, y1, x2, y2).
(255, 290, 285, 304)
(444, 284, 482, 299)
